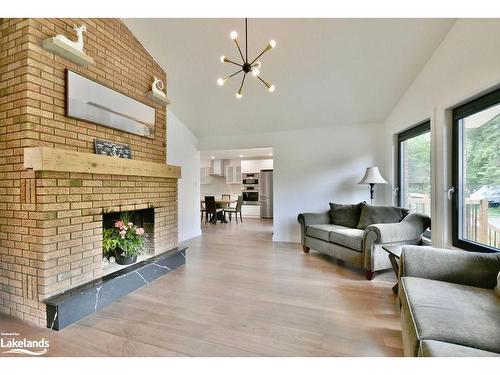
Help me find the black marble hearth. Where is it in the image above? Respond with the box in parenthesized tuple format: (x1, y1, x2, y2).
(45, 246, 187, 331)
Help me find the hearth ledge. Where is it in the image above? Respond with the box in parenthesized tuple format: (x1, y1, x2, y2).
(44, 246, 187, 331)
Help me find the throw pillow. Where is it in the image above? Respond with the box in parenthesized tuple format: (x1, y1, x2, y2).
(357, 204, 409, 230)
(329, 202, 365, 228)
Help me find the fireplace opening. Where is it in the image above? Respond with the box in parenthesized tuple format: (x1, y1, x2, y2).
(102, 208, 155, 275)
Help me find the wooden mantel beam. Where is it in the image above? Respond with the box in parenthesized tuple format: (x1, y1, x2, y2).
(24, 147, 181, 179)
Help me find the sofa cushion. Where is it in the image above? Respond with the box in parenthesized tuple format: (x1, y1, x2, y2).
(329, 202, 365, 228)
(400, 277, 500, 354)
(419, 340, 499, 357)
(357, 204, 409, 229)
(305, 224, 344, 242)
(329, 228, 364, 252)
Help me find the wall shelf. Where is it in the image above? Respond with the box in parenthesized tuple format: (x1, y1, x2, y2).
(24, 147, 181, 179)
(42, 37, 94, 66)
(147, 91, 171, 106)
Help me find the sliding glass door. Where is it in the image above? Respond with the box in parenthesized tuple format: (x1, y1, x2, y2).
(397, 121, 431, 219)
(452, 89, 500, 252)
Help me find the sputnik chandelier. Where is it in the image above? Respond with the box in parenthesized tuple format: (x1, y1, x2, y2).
(217, 18, 276, 99)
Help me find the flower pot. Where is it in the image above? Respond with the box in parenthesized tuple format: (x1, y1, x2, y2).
(115, 249, 137, 265)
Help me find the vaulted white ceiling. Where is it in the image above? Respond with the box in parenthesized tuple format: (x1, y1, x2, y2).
(124, 18, 455, 138)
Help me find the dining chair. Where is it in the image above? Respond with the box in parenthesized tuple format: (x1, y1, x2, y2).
(200, 200, 206, 222)
(225, 195, 243, 223)
(204, 196, 222, 224)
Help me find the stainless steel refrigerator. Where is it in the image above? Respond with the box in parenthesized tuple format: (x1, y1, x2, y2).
(260, 169, 273, 219)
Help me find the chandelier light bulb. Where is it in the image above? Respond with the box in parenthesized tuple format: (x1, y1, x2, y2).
(269, 40, 276, 48)
(236, 92, 242, 99)
(253, 61, 261, 69)
(252, 68, 260, 77)
(230, 31, 238, 40)
(268, 84, 275, 93)
(220, 55, 227, 63)
(217, 78, 225, 86)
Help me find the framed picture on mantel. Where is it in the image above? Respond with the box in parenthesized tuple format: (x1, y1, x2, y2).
(66, 69, 155, 139)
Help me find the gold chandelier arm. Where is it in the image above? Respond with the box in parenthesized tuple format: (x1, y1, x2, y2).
(226, 69, 243, 80)
(257, 75, 271, 89)
(238, 72, 247, 96)
(233, 39, 245, 63)
(223, 57, 243, 67)
(250, 44, 273, 65)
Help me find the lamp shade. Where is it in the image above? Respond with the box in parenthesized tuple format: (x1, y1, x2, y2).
(358, 167, 388, 185)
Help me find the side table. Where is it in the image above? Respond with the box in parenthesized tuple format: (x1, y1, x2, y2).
(382, 245, 403, 294)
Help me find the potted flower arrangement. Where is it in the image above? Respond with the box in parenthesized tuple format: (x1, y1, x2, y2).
(103, 212, 145, 265)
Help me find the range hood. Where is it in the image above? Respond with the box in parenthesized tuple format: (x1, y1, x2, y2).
(210, 159, 229, 176)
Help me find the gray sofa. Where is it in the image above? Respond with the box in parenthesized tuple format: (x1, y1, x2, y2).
(297, 203, 431, 279)
(399, 246, 500, 357)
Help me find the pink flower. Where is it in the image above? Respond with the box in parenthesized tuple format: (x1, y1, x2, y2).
(128, 222, 133, 227)
(119, 229, 127, 236)
(135, 227, 144, 236)
(114, 220, 124, 228)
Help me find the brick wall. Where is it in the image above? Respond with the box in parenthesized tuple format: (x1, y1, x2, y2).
(0, 18, 177, 326)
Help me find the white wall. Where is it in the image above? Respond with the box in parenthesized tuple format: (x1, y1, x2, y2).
(383, 19, 500, 248)
(199, 124, 386, 243)
(167, 111, 201, 242)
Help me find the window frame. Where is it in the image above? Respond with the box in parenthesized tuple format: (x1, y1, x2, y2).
(396, 120, 431, 207)
(452, 88, 500, 253)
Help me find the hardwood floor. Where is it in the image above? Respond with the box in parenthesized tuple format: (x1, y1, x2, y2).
(0, 218, 403, 356)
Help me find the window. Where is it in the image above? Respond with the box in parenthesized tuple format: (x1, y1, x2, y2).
(397, 121, 431, 222)
(452, 89, 500, 252)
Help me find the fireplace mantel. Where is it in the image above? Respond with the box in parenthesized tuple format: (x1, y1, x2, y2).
(23, 147, 181, 179)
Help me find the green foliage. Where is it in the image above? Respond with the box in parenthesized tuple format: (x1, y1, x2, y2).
(465, 114, 500, 193)
(405, 132, 431, 195)
(102, 212, 145, 258)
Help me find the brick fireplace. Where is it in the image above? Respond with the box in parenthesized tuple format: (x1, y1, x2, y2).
(0, 19, 180, 326)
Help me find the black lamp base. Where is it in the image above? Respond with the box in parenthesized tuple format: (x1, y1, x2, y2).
(369, 183, 375, 205)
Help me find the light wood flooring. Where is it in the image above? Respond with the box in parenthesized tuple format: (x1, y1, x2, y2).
(0, 218, 403, 356)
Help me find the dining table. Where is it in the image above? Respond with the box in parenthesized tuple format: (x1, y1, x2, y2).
(200, 199, 237, 223)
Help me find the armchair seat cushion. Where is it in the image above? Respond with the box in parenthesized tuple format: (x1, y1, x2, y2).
(419, 340, 499, 357)
(305, 224, 342, 242)
(329, 228, 364, 252)
(400, 276, 500, 354)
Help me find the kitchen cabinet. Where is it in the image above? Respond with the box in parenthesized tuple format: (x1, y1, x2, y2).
(225, 165, 241, 184)
(200, 167, 212, 185)
(241, 204, 260, 218)
(241, 159, 273, 174)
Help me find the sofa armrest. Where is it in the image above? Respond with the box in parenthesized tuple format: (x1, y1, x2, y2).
(400, 246, 500, 289)
(364, 213, 431, 244)
(297, 211, 331, 226)
(297, 211, 330, 245)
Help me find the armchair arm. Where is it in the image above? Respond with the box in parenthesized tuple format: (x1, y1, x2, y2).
(297, 211, 330, 245)
(364, 213, 431, 244)
(400, 246, 500, 289)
